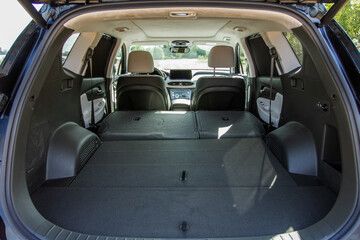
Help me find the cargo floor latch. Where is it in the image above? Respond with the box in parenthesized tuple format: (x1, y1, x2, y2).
(180, 170, 187, 182)
(179, 221, 190, 232)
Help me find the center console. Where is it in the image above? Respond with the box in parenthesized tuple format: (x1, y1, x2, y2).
(169, 89, 192, 111)
(170, 89, 191, 101)
(167, 70, 194, 111)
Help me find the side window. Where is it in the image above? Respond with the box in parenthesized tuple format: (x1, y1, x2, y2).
(284, 32, 303, 65)
(62, 33, 80, 64)
(0, 48, 6, 66)
(113, 44, 123, 75)
(237, 44, 248, 75)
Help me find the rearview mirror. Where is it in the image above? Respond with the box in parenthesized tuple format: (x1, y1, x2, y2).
(170, 47, 190, 54)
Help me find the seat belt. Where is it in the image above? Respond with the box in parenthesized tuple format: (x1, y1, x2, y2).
(85, 48, 95, 128)
(268, 47, 279, 131)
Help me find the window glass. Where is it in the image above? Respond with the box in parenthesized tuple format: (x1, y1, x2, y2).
(62, 33, 80, 64)
(0, 48, 6, 67)
(238, 44, 248, 75)
(284, 32, 303, 64)
(113, 45, 123, 75)
(129, 44, 230, 74)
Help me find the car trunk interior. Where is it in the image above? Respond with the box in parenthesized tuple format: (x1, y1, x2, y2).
(6, 3, 358, 240)
(30, 112, 337, 237)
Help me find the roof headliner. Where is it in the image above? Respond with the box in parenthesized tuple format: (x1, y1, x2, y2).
(64, 7, 302, 45)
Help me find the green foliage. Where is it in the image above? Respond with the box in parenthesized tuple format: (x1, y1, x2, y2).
(0, 58, 2, 66)
(151, 46, 165, 60)
(131, 45, 210, 60)
(284, 32, 304, 64)
(326, 0, 360, 50)
(130, 46, 146, 51)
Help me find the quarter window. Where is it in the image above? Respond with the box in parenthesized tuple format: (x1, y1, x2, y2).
(237, 44, 248, 75)
(113, 45, 123, 75)
(284, 32, 303, 65)
(62, 33, 80, 64)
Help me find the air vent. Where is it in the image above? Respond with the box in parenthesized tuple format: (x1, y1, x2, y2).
(168, 82, 194, 86)
(79, 137, 98, 165)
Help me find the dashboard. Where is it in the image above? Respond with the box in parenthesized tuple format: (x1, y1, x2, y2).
(152, 68, 241, 110)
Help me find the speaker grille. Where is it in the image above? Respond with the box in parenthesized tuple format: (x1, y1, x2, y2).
(80, 138, 98, 165)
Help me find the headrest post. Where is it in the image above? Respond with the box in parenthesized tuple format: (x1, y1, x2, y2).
(213, 68, 215, 76)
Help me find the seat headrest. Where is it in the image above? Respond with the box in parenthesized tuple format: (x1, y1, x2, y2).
(128, 51, 154, 73)
(208, 46, 235, 68)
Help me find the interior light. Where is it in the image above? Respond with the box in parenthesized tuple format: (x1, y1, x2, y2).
(115, 27, 129, 33)
(223, 37, 231, 42)
(233, 26, 247, 32)
(169, 12, 197, 18)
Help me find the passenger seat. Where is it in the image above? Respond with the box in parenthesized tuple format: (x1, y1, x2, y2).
(191, 46, 245, 111)
(116, 51, 170, 110)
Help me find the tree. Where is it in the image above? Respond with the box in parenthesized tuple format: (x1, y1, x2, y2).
(152, 46, 165, 60)
(327, 0, 360, 50)
(130, 46, 145, 52)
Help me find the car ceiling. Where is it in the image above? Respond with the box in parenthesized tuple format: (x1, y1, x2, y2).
(64, 7, 302, 45)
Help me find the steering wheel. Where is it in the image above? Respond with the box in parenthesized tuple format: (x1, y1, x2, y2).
(152, 67, 168, 78)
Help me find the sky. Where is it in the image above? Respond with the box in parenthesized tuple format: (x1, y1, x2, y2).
(0, 1, 42, 51)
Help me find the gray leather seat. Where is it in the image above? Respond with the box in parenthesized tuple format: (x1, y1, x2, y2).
(116, 51, 170, 110)
(191, 46, 245, 111)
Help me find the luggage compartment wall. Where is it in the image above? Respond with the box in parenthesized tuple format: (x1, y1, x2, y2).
(26, 49, 83, 192)
(280, 28, 341, 191)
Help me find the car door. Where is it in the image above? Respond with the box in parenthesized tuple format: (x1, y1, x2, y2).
(80, 34, 117, 128)
(246, 34, 284, 128)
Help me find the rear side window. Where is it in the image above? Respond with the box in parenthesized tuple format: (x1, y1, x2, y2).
(0, 48, 6, 67)
(62, 33, 80, 64)
(284, 32, 303, 65)
(237, 44, 248, 75)
(247, 34, 278, 76)
(113, 45, 123, 75)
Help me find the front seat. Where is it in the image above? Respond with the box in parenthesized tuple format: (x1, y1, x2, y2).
(191, 46, 245, 111)
(116, 51, 170, 110)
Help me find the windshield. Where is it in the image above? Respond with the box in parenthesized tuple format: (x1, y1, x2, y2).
(130, 45, 218, 72)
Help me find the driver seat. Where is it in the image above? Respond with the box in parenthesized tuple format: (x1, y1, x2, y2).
(116, 51, 170, 110)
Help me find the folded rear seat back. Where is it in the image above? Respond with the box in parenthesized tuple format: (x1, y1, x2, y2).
(98, 110, 265, 141)
(196, 111, 266, 139)
(98, 111, 199, 140)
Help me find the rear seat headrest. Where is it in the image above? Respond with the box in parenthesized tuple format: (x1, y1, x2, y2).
(208, 46, 235, 68)
(128, 51, 154, 73)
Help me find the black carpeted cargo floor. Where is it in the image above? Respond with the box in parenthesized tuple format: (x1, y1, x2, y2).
(31, 138, 337, 238)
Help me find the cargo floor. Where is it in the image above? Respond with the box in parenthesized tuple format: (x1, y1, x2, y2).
(31, 138, 336, 238)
